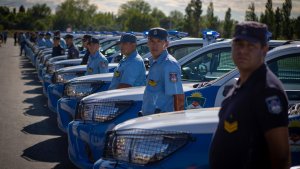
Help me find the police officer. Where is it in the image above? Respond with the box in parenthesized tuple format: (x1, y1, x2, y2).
(86, 37, 108, 75)
(108, 33, 146, 90)
(52, 36, 65, 57)
(209, 21, 290, 169)
(44, 32, 53, 48)
(80, 34, 92, 65)
(65, 34, 79, 59)
(54, 30, 67, 49)
(37, 32, 46, 47)
(141, 27, 184, 116)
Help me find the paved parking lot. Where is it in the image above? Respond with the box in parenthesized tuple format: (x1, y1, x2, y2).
(0, 38, 78, 169)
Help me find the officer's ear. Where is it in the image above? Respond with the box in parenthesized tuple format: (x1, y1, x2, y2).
(262, 44, 269, 57)
(164, 40, 169, 49)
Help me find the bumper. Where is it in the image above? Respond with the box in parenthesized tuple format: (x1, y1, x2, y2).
(68, 121, 113, 169)
(47, 83, 64, 113)
(57, 97, 79, 132)
(42, 74, 52, 96)
(93, 133, 213, 169)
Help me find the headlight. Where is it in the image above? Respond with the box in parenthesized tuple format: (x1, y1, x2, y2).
(47, 64, 63, 74)
(77, 100, 133, 122)
(55, 72, 78, 83)
(103, 129, 191, 165)
(64, 81, 104, 97)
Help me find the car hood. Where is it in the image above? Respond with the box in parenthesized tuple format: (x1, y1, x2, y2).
(56, 63, 118, 73)
(82, 82, 195, 102)
(114, 107, 220, 134)
(69, 72, 114, 82)
(53, 58, 82, 65)
(48, 55, 68, 63)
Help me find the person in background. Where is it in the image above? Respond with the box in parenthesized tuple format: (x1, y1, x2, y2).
(85, 37, 108, 75)
(44, 32, 53, 48)
(80, 34, 92, 65)
(52, 36, 65, 57)
(141, 27, 184, 116)
(65, 34, 79, 59)
(109, 33, 146, 90)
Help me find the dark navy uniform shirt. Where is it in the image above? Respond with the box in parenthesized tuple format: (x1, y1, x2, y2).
(209, 64, 288, 169)
(52, 45, 65, 57)
(67, 44, 79, 59)
(81, 49, 90, 65)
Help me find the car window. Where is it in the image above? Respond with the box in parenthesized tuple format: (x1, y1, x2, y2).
(103, 44, 120, 57)
(168, 44, 202, 60)
(100, 40, 117, 48)
(267, 53, 300, 90)
(137, 43, 149, 56)
(181, 47, 234, 82)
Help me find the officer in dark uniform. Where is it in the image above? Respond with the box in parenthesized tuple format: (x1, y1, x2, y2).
(65, 34, 79, 59)
(209, 21, 290, 169)
(80, 34, 92, 65)
(52, 36, 65, 57)
(142, 27, 184, 116)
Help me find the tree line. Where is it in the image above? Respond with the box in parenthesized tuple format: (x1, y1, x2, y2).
(0, 0, 299, 39)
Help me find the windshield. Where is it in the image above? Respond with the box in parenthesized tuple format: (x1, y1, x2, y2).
(181, 47, 235, 82)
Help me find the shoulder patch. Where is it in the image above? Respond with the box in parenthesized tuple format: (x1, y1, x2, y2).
(265, 95, 282, 114)
(169, 72, 178, 82)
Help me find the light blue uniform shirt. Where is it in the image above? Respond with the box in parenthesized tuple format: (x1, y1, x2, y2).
(60, 38, 67, 49)
(109, 50, 146, 90)
(37, 38, 46, 47)
(142, 50, 184, 115)
(86, 51, 109, 75)
(45, 39, 53, 48)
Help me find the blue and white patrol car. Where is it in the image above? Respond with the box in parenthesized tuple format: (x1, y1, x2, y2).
(57, 38, 204, 132)
(67, 41, 298, 169)
(93, 102, 300, 169)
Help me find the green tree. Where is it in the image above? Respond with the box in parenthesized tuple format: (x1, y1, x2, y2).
(53, 0, 97, 30)
(125, 10, 158, 31)
(183, 0, 202, 37)
(273, 7, 282, 39)
(117, 0, 152, 30)
(205, 2, 219, 30)
(151, 7, 168, 28)
(294, 16, 300, 39)
(262, 0, 275, 32)
(92, 12, 117, 31)
(245, 2, 258, 21)
(169, 10, 184, 30)
(223, 8, 233, 38)
(282, 0, 292, 39)
(19, 5, 25, 13)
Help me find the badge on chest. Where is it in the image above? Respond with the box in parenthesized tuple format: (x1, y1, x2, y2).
(114, 71, 120, 77)
(148, 79, 157, 87)
(224, 120, 238, 133)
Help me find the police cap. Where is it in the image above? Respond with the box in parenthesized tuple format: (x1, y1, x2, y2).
(148, 27, 168, 40)
(53, 36, 60, 41)
(83, 34, 92, 42)
(64, 34, 73, 39)
(88, 37, 99, 44)
(46, 32, 52, 37)
(118, 33, 137, 43)
(233, 21, 269, 45)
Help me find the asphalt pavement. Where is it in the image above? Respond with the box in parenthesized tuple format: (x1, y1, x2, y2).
(0, 38, 78, 169)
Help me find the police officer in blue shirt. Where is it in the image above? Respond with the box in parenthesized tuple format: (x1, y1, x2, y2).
(109, 33, 146, 90)
(65, 34, 79, 59)
(86, 37, 108, 75)
(37, 32, 46, 47)
(142, 27, 184, 116)
(209, 21, 290, 169)
(44, 32, 53, 48)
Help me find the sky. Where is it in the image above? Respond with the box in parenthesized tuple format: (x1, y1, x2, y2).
(1, 0, 300, 21)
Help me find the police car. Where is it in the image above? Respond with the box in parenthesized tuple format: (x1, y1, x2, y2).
(67, 40, 296, 169)
(57, 38, 204, 132)
(41, 36, 125, 95)
(37, 36, 121, 82)
(93, 103, 300, 169)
